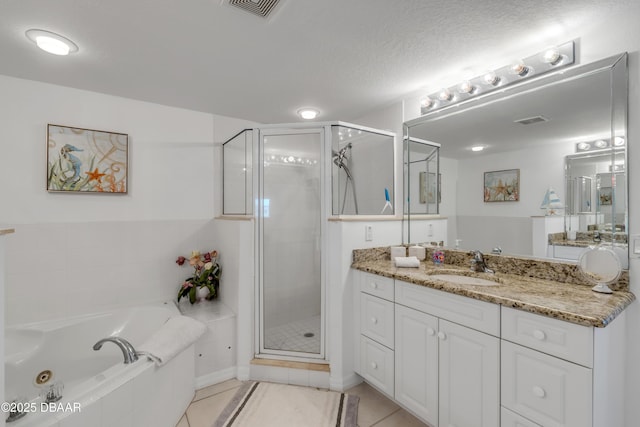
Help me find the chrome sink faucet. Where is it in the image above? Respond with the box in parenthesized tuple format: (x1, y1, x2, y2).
(93, 337, 139, 364)
(469, 250, 494, 273)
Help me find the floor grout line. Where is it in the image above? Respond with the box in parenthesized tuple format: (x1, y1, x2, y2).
(190, 384, 243, 403)
(370, 408, 402, 426)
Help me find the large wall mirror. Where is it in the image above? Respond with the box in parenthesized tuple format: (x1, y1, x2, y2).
(403, 52, 628, 263)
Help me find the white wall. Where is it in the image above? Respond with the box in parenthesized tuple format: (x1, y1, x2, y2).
(0, 75, 251, 325)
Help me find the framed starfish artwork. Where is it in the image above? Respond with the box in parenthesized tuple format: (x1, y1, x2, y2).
(46, 124, 128, 193)
(484, 169, 519, 202)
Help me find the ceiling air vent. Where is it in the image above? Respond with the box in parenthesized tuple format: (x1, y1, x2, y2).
(514, 115, 549, 125)
(229, 0, 281, 18)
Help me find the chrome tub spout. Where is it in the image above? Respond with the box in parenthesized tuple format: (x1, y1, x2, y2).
(93, 337, 139, 364)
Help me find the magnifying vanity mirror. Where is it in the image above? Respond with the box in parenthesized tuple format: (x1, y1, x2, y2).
(403, 52, 628, 263)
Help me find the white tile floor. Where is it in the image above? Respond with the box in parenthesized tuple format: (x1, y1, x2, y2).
(264, 315, 321, 354)
(177, 379, 429, 427)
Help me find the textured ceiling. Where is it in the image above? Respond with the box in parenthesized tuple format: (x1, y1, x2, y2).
(0, 0, 636, 124)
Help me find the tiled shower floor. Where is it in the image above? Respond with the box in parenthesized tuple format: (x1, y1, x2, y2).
(264, 315, 321, 354)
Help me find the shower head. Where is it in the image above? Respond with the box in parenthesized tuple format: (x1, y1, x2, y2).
(333, 143, 354, 178)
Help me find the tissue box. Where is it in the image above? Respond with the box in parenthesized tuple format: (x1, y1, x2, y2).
(408, 245, 426, 260)
(390, 246, 406, 260)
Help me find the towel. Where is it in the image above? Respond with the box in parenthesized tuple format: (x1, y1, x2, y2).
(138, 315, 207, 366)
(395, 256, 421, 268)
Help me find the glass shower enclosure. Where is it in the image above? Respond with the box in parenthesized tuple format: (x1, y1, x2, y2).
(223, 122, 394, 361)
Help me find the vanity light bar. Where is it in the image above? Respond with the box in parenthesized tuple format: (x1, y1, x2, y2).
(420, 41, 575, 115)
(575, 137, 625, 153)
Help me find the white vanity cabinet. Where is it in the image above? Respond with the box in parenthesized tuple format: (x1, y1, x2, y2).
(395, 280, 500, 427)
(353, 269, 627, 427)
(501, 306, 626, 427)
(354, 270, 500, 427)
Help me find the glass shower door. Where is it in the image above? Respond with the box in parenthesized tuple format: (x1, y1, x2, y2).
(259, 128, 325, 359)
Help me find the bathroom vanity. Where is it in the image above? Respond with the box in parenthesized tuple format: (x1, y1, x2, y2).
(351, 246, 634, 427)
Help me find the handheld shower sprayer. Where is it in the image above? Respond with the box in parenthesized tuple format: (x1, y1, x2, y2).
(333, 142, 358, 214)
(332, 143, 353, 178)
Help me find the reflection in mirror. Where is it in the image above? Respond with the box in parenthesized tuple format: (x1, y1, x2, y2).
(402, 138, 441, 244)
(403, 52, 628, 262)
(404, 138, 440, 215)
(331, 125, 394, 215)
(565, 149, 627, 239)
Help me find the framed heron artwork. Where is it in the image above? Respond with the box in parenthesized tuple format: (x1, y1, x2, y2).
(483, 169, 519, 202)
(47, 124, 129, 193)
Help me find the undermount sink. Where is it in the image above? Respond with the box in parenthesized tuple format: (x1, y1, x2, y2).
(428, 274, 499, 287)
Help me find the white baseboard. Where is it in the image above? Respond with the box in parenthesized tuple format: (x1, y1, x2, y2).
(195, 367, 237, 389)
(236, 365, 251, 381)
(329, 372, 362, 392)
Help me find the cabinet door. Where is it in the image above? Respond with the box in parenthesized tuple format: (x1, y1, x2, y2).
(439, 319, 500, 427)
(395, 305, 439, 426)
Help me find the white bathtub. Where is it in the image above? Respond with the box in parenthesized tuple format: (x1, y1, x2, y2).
(5, 302, 195, 427)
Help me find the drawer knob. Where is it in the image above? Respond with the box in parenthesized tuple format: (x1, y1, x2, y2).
(370, 282, 378, 289)
(532, 330, 546, 341)
(532, 386, 546, 398)
(371, 362, 378, 370)
(437, 331, 447, 340)
(371, 317, 378, 325)
(426, 328, 435, 336)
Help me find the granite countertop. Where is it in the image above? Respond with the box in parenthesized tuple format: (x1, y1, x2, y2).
(352, 248, 635, 328)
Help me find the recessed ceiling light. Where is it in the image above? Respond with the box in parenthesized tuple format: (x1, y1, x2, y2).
(297, 108, 319, 120)
(26, 29, 78, 56)
(471, 145, 485, 152)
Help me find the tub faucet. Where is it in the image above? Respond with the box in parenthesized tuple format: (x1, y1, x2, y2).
(469, 250, 494, 273)
(93, 337, 139, 364)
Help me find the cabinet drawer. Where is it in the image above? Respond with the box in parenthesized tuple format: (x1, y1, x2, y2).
(502, 341, 592, 427)
(360, 335, 394, 398)
(395, 280, 500, 336)
(501, 407, 542, 427)
(361, 293, 395, 349)
(502, 306, 593, 367)
(360, 271, 394, 301)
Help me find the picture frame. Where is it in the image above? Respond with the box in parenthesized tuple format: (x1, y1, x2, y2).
(419, 172, 441, 204)
(484, 169, 519, 202)
(47, 124, 129, 193)
(599, 187, 613, 206)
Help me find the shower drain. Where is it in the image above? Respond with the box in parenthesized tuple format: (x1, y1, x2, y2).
(303, 332, 314, 338)
(35, 370, 53, 385)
